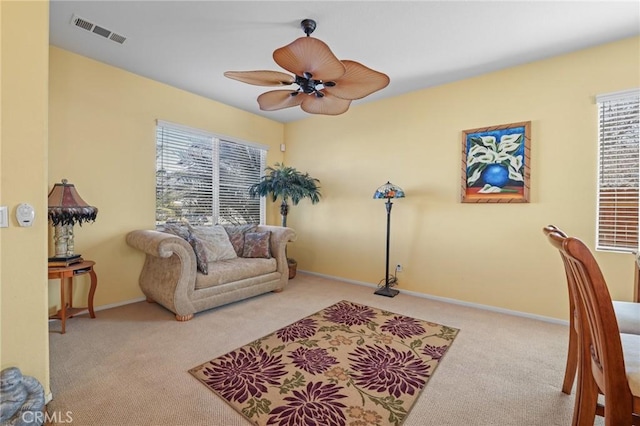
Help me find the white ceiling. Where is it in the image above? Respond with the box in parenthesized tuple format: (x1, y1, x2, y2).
(49, 1, 640, 123)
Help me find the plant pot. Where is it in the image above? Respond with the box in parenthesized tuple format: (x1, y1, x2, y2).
(287, 259, 297, 280)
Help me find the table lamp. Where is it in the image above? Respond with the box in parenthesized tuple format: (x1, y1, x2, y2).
(48, 179, 98, 262)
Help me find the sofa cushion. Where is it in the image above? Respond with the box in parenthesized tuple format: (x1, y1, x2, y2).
(223, 224, 257, 257)
(161, 222, 209, 275)
(242, 231, 271, 258)
(194, 257, 278, 289)
(191, 225, 238, 262)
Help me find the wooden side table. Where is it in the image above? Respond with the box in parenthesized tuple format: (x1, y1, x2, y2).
(48, 260, 97, 334)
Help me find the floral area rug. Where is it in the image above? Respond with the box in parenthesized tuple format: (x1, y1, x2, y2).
(189, 300, 459, 426)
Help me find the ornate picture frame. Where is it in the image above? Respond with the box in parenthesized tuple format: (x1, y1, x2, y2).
(461, 121, 531, 203)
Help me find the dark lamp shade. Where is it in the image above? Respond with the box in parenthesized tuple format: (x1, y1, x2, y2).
(373, 181, 405, 199)
(47, 179, 98, 226)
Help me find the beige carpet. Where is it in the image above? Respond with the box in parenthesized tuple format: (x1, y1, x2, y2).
(47, 273, 598, 425)
(189, 300, 459, 425)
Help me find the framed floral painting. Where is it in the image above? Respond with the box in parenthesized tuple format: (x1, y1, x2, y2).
(461, 121, 531, 203)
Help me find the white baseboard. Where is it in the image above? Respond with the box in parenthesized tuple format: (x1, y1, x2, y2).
(50, 276, 567, 326)
(93, 297, 147, 312)
(298, 270, 568, 326)
(45, 391, 53, 404)
(49, 297, 147, 320)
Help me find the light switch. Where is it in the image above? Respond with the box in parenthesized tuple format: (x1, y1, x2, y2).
(0, 206, 7, 228)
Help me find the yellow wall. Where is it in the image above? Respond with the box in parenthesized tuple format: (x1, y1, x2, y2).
(284, 36, 640, 320)
(47, 37, 640, 323)
(2, 4, 635, 406)
(48, 47, 285, 309)
(1, 0, 51, 394)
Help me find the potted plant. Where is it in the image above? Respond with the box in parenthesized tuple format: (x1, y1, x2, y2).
(248, 163, 321, 279)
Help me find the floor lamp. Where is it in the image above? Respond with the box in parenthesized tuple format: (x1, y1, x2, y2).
(373, 181, 405, 297)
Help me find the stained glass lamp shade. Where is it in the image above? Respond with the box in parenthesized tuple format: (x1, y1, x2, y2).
(373, 181, 406, 200)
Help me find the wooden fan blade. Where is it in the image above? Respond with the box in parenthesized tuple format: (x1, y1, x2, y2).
(273, 37, 346, 82)
(224, 70, 295, 86)
(323, 60, 390, 100)
(300, 92, 351, 115)
(257, 90, 304, 111)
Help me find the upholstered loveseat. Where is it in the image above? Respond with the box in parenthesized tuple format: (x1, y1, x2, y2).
(126, 224, 296, 321)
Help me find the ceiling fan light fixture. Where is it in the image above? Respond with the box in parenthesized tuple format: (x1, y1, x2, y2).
(224, 18, 390, 116)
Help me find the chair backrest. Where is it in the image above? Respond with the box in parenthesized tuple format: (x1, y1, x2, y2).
(543, 225, 577, 322)
(545, 229, 631, 405)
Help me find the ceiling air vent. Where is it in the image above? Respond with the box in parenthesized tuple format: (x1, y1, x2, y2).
(70, 14, 127, 45)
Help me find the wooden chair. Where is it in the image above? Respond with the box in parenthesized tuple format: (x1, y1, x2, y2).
(545, 229, 640, 425)
(543, 225, 640, 395)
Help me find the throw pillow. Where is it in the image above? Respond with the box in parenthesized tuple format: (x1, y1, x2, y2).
(161, 222, 209, 275)
(186, 233, 209, 275)
(190, 225, 238, 262)
(242, 231, 271, 258)
(161, 223, 191, 240)
(223, 224, 257, 257)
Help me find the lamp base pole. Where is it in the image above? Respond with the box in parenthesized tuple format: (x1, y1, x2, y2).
(53, 224, 76, 257)
(374, 198, 399, 298)
(374, 286, 399, 298)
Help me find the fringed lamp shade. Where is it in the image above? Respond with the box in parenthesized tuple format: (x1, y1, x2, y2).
(48, 179, 98, 259)
(47, 179, 98, 226)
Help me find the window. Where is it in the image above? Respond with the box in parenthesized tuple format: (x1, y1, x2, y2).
(155, 121, 266, 227)
(596, 89, 640, 253)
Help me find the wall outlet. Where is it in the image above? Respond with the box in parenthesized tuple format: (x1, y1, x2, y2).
(396, 264, 403, 272)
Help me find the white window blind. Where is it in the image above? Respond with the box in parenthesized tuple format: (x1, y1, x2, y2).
(156, 121, 266, 226)
(596, 89, 640, 253)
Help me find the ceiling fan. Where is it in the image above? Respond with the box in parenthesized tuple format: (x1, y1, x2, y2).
(224, 19, 390, 116)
